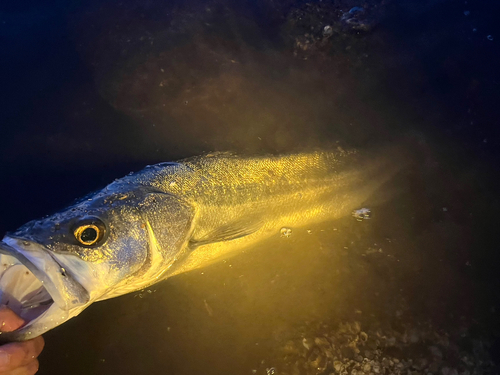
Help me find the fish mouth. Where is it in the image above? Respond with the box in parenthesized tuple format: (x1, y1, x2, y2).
(0, 237, 90, 342)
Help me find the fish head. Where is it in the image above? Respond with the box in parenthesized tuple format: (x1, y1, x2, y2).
(0, 185, 195, 341)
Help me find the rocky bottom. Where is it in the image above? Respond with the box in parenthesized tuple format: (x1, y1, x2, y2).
(255, 319, 497, 375)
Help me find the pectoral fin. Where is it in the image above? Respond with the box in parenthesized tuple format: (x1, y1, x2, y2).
(189, 219, 263, 249)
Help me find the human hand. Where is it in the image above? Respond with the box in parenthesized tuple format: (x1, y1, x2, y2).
(0, 307, 44, 374)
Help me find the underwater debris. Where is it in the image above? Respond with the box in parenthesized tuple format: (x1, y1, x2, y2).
(281, 227, 293, 238)
(323, 25, 334, 38)
(352, 208, 372, 221)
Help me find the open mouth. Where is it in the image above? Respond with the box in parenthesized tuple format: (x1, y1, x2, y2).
(0, 238, 90, 341)
(0, 253, 54, 324)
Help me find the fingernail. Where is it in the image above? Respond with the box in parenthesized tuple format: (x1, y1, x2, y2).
(0, 351, 11, 367)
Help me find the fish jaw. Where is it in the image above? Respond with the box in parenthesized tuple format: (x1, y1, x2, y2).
(0, 237, 90, 342)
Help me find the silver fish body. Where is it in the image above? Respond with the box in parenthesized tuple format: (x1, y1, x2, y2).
(0, 150, 399, 341)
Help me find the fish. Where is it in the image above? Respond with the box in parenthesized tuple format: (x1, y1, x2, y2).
(0, 149, 402, 342)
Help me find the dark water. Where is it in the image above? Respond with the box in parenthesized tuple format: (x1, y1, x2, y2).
(1, 0, 500, 374)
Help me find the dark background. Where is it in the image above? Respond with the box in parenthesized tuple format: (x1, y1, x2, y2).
(1, 0, 500, 374)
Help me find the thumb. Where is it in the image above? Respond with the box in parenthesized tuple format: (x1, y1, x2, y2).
(0, 307, 25, 332)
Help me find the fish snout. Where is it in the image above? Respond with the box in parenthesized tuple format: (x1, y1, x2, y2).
(0, 237, 90, 341)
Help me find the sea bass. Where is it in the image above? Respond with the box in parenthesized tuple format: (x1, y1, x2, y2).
(0, 150, 399, 341)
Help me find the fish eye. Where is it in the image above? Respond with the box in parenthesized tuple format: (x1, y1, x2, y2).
(73, 218, 106, 247)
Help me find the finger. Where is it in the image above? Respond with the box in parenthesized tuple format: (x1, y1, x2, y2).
(2, 359, 39, 375)
(0, 308, 24, 332)
(0, 336, 44, 372)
